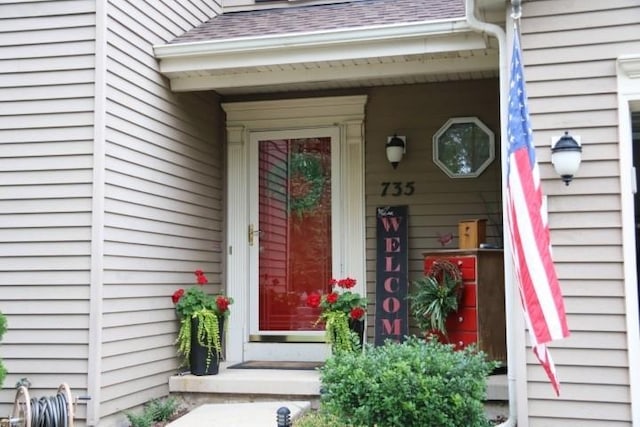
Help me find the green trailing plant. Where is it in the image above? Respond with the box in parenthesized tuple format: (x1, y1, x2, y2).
(408, 260, 462, 336)
(176, 308, 221, 371)
(323, 311, 361, 354)
(319, 336, 499, 427)
(306, 277, 366, 354)
(0, 311, 6, 388)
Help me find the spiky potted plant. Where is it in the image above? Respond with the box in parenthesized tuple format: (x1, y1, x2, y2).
(409, 259, 463, 338)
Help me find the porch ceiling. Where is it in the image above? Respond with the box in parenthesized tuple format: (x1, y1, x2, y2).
(153, 0, 503, 95)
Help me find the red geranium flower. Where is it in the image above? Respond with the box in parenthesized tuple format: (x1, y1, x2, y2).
(337, 277, 356, 289)
(172, 270, 233, 319)
(306, 293, 321, 308)
(216, 296, 231, 313)
(314, 276, 367, 353)
(350, 306, 365, 320)
(326, 292, 339, 304)
(195, 270, 208, 285)
(171, 288, 185, 304)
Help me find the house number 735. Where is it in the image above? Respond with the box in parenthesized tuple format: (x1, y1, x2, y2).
(380, 181, 415, 197)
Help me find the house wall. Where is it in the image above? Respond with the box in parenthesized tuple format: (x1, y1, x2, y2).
(520, 0, 640, 425)
(99, 0, 223, 425)
(363, 79, 502, 337)
(0, 0, 98, 420)
(0, 0, 224, 425)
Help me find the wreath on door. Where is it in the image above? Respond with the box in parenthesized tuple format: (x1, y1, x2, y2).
(266, 151, 327, 216)
(288, 152, 326, 216)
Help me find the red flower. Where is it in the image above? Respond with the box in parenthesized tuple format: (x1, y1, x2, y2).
(326, 292, 339, 304)
(216, 296, 230, 313)
(195, 270, 208, 285)
(350, 306, 365, 320)
(306, 293, 321, 308)
(171, 288, 185, 304)
(337, 277, 356, 289)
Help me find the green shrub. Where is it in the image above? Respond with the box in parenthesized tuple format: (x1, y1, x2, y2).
(0, 311, 6, 388)
(293, 410, 348, 427)
(124, 397, 179, 427)
(146, 397, 179, 422)
(124, 410, 153, 427)
(319, 336, 499, 427)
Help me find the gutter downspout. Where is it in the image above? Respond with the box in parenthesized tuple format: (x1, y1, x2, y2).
(465, 1, 517, 426)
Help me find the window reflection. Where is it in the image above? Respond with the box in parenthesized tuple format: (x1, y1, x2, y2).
(433, 117, 495, 178)
(258, 137, 332, 331)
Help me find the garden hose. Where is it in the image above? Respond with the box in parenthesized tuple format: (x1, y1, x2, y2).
(30, 392, 68, 427)
(9, 384, 74, 427)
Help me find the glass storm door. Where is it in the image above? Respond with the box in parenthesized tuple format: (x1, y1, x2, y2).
(248, 128, 339, 351)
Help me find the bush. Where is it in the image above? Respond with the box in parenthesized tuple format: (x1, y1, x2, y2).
(125, 397, 179, 427)
(0, 311, 6, 388)
(293, 410, 346, 427)
(318, 336, 499, 427)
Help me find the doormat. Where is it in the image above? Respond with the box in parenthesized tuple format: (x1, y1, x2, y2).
(228, 361, 324, 370)
(491, 365, 508, 375)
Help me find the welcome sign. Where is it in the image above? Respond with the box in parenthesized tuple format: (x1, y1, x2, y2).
(374, 205, 409, 346)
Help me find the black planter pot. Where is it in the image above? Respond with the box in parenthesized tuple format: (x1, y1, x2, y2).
(189, 316, 224, 376)
(349, 318, 365, 348)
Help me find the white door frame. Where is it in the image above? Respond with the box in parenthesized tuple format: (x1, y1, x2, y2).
(245, 127, 339, 360)
(222, 95, 367, 362)
(617, 54, 640, 426)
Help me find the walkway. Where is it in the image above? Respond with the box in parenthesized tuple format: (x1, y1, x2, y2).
(166, 400, 311, 427)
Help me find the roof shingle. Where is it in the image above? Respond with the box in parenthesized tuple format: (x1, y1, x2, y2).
(169, 0, 465, 44)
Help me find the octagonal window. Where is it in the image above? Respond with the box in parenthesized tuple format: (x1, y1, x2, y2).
(433, 117, 495, 178)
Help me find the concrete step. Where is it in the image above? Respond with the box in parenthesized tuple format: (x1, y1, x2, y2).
(168, 362, 509, 425)
(170, 361, 507, 400)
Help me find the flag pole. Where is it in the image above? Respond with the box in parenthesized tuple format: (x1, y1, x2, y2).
(506, 1, 571, 397)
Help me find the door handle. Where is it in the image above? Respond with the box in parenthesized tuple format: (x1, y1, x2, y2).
(248, 224, 262, 246)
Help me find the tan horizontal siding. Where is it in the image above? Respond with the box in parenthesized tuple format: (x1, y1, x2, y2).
(523, 0, 637, 18)
(561, 279, 624, 297)
(101, 334, 177, 358)
(0, 0, 95, 394)
(555, 262, 623, 280)
(98, 0, 222, 422)
(529, 382, 630, 403)
(566, 314, 627, 331)
(1, 344, 88, 359)
(521, 0, 638, 421)
(553, 246, 623, 263)
(529, 400, 631, 422)
(551, 348, 629, 366)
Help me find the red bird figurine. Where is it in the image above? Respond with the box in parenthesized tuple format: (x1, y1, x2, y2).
(437, 232, 454, 247)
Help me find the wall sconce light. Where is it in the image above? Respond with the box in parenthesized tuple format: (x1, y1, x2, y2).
(551, 131, 582, 186)
(386, 135, 406, 169)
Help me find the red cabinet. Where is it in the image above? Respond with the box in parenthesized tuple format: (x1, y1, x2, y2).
(423, 249, 506, 364)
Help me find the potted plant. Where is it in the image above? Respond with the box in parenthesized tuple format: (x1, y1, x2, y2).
(171, 270, 233, 375)
(408, 259, 463, 337)
(306, 277, 367, 353)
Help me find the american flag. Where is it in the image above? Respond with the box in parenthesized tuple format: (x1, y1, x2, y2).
(506, 29, 570, 396)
